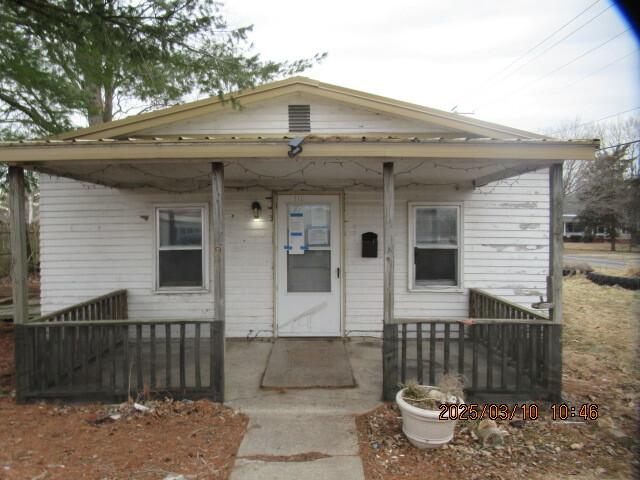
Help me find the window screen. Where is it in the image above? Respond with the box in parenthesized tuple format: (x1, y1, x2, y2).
(157, 207, 204, 288)
(412, 206, 460, 288)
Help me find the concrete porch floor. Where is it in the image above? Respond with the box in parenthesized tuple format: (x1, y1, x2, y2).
(226, 337, 383, 415)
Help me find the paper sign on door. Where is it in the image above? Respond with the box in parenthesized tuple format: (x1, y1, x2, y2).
(288, 212, 306, 254)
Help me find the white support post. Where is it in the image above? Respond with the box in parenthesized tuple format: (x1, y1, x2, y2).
(8, 166, 28, 324)
(382, 162, 398, 401)
(211, 162, 225, 402)
(547, 163, 563, 401)
(9, 166, 28, 403)
(548, 163, 563, 323)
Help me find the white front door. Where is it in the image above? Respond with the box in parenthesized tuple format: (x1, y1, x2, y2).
(276, 194, 341, 337)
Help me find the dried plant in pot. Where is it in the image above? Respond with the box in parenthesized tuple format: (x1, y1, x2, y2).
(395, 375, 464, 449)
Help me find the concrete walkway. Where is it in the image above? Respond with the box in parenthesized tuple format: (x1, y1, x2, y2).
(226, 338, 382, 480)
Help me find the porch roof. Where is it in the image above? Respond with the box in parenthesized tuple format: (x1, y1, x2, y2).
(0, 134, 598, 191)
(0, 134, 598, 162)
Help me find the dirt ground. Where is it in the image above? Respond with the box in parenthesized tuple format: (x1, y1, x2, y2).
(0, 322, 248, 479)
(357, 275, 639, 479)
(0, 398, 248, 479)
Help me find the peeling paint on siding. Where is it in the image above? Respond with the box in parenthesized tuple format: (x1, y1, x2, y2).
(515, 288, 545, 296)
(519, 223, 540, 230)
(499, 201, 538, 209)
(481, 244, 545, 252)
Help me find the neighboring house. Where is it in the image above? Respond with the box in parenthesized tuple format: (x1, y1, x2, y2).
(1, 77, 597, 403)
(563, 193, 631, 242)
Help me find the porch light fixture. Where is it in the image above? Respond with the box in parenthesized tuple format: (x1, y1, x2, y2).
(252, 201, 262, 219)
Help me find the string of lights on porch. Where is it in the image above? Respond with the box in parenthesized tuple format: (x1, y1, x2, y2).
(36, 157, 525, 195)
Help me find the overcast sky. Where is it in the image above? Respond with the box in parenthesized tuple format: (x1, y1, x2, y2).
(223, 0, 639, 135)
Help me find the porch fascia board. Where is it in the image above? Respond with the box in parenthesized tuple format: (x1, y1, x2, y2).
(1, 140, 597, 163)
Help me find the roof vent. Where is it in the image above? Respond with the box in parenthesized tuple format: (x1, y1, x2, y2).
(288, 104, 311, 132)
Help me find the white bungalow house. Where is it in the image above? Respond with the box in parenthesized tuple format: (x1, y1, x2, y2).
(1, 77, 597, 402)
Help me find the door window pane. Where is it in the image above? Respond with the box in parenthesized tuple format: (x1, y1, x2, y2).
(415, 207, 457, 245)
(159, 209, 202, 247)
(288, 204, 330, 248)
(159, 250, 203, 287)
(287, 250, 331, 292)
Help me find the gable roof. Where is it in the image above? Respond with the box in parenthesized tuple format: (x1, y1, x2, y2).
(58, 76, 546, 141)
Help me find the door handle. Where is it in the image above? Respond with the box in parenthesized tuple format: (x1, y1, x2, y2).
(337, 267, 340, 279)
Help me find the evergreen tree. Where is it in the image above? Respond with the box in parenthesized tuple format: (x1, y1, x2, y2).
(0, 0, 325, 139)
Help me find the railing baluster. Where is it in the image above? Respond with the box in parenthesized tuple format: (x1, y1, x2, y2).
(486, 324, 493, 390)
(179, 324, 186, 389)
(110, 325, 116, 392)
(136, 324, 143, 391)
(150, 324, 156, 390)
(401, 324, 407, 384)
(529, 324, 537, 389)
(501, 323, 508, 390)
(195, 323, 201, 388)
(96, 325, 103, 391)
(515, 324, 523, 391)
(122, 325, 130, 398)
(458, 323, 465, 378)
(429, 322, 436, 385)
(80, 325, 89, 389)
(472, 324, 478, 391)
(166, 324, 172, 389)
(416, 323, 423, 384)
(444, 323, 450, 375)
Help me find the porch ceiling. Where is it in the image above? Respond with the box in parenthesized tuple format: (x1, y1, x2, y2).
(1, 135, 598, 191)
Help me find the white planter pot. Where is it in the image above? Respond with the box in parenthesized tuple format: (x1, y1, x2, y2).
(395, 387, 459, 449)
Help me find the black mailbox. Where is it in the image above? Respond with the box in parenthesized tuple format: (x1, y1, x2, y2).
(362, 232, 378, 258)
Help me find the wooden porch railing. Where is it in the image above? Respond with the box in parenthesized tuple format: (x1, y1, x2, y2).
(394, 289, 561, 402)
(28, 289, 128, 323)
(16, 291, 224, 402)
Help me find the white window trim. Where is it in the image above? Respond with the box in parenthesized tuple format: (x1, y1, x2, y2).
(407, 202, 464, 293)
(153, 203, 209, 294)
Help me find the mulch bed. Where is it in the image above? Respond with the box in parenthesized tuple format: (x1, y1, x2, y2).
(0, 398, 248, 479)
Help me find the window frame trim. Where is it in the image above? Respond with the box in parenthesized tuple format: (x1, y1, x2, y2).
(153, 203, 209, 294)
(407, 202, 464, 293)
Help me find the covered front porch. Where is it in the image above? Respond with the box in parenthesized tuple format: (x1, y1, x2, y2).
(14, 285, 557, 403)
(3, 135, 591, 403)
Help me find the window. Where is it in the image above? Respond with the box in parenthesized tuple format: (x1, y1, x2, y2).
(156, 206, 206, 290)
(409, 204, 461, 289)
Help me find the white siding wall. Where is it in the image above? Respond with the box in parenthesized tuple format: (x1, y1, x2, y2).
(39, 175, 274, 337)
(40, 170, 549, 337)
(139, 94, 460, 136)
(344, 170, 549, 333)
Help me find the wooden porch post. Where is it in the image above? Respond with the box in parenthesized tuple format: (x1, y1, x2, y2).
(547, 163, 563, 400)
(382, 162, 398, 401)
(211, 162, 225, 402)
(8, 166, 29, 403)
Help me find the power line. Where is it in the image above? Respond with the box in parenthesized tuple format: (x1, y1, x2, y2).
(457, 0, 603, 107)
(596, 139, 640, 151)
(549, 107, 640, 134)
(477, 27, 631, 110)
(469, 3, 614, 108)
(546, 48, 639, 97)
